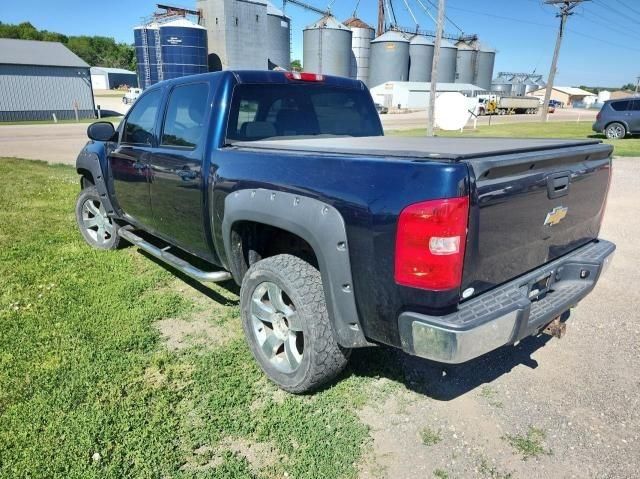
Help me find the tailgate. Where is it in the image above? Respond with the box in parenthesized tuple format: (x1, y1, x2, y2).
(461, 142, 612, 297)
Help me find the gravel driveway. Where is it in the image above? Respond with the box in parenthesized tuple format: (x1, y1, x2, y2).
(358, 157, 639, 479)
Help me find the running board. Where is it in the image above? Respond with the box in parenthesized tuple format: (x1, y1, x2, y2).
(118, 228, 232, 283)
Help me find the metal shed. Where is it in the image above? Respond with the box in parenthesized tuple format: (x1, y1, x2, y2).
(90, 67, 138, 90)
(0, 39, 95, 122)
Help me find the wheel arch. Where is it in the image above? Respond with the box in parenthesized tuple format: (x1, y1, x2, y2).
(222, 189, 370, 348)
(76, 149, 116, 216)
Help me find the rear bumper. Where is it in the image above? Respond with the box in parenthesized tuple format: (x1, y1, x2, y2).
(398, 239, 615, 363)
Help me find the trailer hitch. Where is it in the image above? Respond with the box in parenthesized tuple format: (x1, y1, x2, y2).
(542, 316, 566, 339)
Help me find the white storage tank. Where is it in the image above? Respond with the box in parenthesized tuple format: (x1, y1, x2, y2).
(344, 17, 375, 85)
(408, 35, 434, 82)
(368, 30, 410, 88)
(303, 15, 352, 77)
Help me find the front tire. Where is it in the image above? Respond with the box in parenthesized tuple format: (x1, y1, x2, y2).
(605, 122, 626, 140)
(75, 186, 122, 250)
(240, 254, 350, 393)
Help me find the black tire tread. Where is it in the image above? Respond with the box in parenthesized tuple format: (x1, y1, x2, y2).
(241, 254, 349, 393)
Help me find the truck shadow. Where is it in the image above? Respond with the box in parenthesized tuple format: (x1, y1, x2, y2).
(345, 334, 553, 401)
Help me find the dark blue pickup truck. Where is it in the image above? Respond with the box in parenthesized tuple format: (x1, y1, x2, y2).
(75, 71, 615, 392)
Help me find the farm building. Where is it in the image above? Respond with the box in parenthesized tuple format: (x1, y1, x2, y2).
(370, 81, 484, 109)
(0, 38, 95, 122)
(90, 67, 138, 90)
(530, 86, 597, 107)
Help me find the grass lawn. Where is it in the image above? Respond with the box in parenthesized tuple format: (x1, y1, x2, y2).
(388, 121, 640, 157)
(0, 158, 401, 478)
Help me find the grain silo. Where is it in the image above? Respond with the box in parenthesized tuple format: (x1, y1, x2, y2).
(455, 40, 477, 85)
(475, 43, 495, 90)
(303, 15, 352, 77)
(408, 35, 434, 82)
(159, 18, 208, 81)
(368, 30, 410, 88)
(134, 22, 161, 89)
(266, 1, 291, 70)
(434, 39, 457, 83)
(343, 17, 374, 85)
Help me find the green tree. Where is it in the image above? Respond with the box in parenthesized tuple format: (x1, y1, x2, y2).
(290, 59, 302, 71)
(621, 83, 636, 91)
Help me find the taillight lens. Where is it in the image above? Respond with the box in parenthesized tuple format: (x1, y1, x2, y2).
(395, 196, 470, 291)
(284, 72, 324, 82)
(596, 112, 601, 121)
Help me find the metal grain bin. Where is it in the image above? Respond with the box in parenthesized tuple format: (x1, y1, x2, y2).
(134, 23, 161, 89)
(344, 17, 375, 85)
(491, 81, 513, 95)
(159, 18, 208, 81)
(408, 35, 434, 82)
(368, 30, 410, 88)
(303, 15, 352, 77)
(434, 39, 457, 83)
(455, 40, 477, 85)
(475, 44, 495, 90)
(267, 1, 291, 70)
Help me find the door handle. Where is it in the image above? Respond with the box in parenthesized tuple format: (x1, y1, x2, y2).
(547, 172, 570, 199)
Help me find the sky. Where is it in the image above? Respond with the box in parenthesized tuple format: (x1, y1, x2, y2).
(2, 0, 638, 87)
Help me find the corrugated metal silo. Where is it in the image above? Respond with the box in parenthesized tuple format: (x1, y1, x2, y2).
(511, 83, 527, 96)
(408, 35, 434, 82)
(455, 40, 477, 85)
(159, 18, 208, 81)
(475, 44, 495, 90)
(303, 15, 352, 77)
(344, 17, 374, 85)
(368, 30, 410, 88)
(491, 81, 513, 95)
(134, 23, 161, 89)
(434, 39, 457, 83)
(266, 1, 291, 70)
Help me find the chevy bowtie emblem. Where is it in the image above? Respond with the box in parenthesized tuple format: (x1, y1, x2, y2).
(544, 206, 568, 226)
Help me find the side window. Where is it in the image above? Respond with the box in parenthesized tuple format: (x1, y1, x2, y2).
(629, 100, 640, 111)
(161, 83, 209, 149)
(122, 89, 162, 145)
(610, 100, 629, 112)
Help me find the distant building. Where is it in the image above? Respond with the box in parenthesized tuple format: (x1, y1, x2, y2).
(370, 81, 485, 109)
(90, 67, 138, 90)
(530, 86, 596, 107)
(609, 90, 636, 100)
(0, 38, 95, 122)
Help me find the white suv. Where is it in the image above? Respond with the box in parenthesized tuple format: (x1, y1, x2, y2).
(122, 88, 142, 105)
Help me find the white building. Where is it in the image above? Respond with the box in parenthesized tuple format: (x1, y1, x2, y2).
(370, 81, 485, 109)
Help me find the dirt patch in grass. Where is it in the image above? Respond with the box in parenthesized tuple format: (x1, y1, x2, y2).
(156, 314, 239, 351)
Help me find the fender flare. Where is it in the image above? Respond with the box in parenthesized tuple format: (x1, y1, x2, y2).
(76, 149, 116, 216)
(222, 188, 370, 348)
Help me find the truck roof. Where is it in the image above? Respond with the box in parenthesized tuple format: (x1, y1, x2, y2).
(232, 136, 603, 161)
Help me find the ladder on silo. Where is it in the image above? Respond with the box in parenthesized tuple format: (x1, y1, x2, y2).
(155, 28, 163, 82)
(141, 28, 152, 88)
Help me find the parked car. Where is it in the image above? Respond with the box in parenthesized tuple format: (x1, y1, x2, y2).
(75, 71, 615, 393)
(592, 98, 640, 139)
(122, 87, 142, 105)
(375, 103, 388, 114)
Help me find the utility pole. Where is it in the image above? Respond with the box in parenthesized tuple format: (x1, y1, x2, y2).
(377, 0, 385, 36)
(540, 0, 588, 122)
(427, 0, 445, 136)
(635, 75, 639, 94)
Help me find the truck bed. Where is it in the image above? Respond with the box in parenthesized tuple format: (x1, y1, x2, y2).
(232, 136, 602, 161)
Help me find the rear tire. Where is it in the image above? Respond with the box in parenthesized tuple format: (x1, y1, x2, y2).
(605, 122, 626, 140)
(75, 186, 122, 250)
(240, 254, 350, 393)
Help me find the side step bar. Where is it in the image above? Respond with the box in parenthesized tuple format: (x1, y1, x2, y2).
(118, 228, 232, 284)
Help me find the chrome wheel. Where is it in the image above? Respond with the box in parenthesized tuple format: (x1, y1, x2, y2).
(606, 123, 625, 139)
(250, 281, 303, 373)
(81, 198, 115, 246)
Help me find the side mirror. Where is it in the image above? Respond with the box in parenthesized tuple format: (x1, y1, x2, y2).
(87, 121, 116, 142)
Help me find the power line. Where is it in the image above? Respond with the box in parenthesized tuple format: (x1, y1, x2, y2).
(576, 9, 640, 41)
(413, 0, 438, 26)
(422, 0, 464, 32)
(616, 0, 640, 17)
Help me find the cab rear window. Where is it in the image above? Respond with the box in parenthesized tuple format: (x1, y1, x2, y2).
(610, 100, 629, 111)
(226, 84, 382, 142)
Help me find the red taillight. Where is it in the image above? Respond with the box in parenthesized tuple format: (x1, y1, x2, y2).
(395, 197, 469, 291)
(284, 71, 324, 82)
(596, 112, 601, 121)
